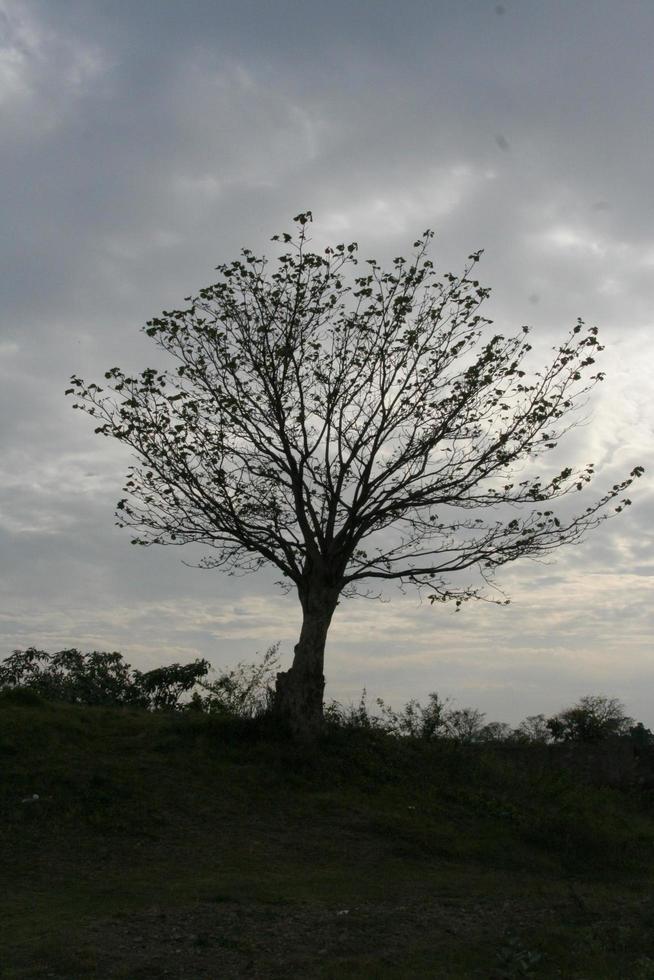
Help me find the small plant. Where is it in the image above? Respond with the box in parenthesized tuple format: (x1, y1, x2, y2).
(377, 691, 453, 739)
(188, 642, 281, 718)
(324, 689, 387, 731)
(325, 688, 507, 744)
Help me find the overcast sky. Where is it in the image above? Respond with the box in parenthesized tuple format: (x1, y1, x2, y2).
(1, 0, 652, 727)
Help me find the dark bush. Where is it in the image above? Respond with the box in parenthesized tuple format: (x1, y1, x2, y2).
(0, 646, 209, 712)
(0, 686, 45, 707)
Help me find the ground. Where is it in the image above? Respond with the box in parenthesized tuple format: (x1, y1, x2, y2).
(2, 699, 654, 978)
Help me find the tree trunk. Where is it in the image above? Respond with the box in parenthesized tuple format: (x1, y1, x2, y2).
(274, 583, 340, 740)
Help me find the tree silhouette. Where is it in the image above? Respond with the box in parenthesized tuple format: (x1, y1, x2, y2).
(546, 695, 634, 743)
(67, 213, 643, 737)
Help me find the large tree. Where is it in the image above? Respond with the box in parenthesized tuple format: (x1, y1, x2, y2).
(67, 213, 643, 738)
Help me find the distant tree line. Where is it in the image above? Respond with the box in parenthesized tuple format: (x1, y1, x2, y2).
(1, 645, 652, 750)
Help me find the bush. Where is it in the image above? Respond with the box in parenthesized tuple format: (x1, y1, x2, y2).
(325, 689, 454, 738)
(0, 643, 282, 719)
(186, 642, 281, 718)
(325, 690, 515, 744)
(0, 647, 147, 707)
(0, 686, 45, 707)
(132, 659, 212, 711)
(0, 646, 210, 712)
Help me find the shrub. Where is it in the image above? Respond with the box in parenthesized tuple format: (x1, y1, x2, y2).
(325, 689, 454, 738)
(325, 690, 509, 744)
(0, 646, 209, 712)
(0, 647, 146, 707)
(0, 643, 283, 719)
(132, 659, 211, 710)
(324, 689, 385, 731)
(185, 642, 281, 718)
(0, 686, 45, 707)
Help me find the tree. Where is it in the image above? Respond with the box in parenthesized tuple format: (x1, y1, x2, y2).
(443, 706, 488, 743)
(67, 212, 643, 738)
(546, 695, 634, 743)
(478, 721, 514, 743)
(513, 713, 552, 744)
(628, 721, 654, 752)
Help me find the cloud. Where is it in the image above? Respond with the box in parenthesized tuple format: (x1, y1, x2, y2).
(315, 164, 498, 244)
(0, 0, 107, 133)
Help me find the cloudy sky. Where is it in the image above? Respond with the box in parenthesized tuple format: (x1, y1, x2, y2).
(1, 0, 652, 727)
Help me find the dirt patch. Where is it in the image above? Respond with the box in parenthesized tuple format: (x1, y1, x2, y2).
(43, 895, 562, 979)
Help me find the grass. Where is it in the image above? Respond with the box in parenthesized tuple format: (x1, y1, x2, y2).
(1, 694, 654, 978)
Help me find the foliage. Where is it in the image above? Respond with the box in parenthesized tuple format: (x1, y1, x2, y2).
(0, 685, 45, 707)
(546, 695, 634, 743)
(3, 644, 650, 760)
(443, 707, 489, 743)
(326, 689, 512, 744)
(0, 646, 210, 713)
(326, 689, 448, 738)
(628, 722, 654, 751)
(478, 721, 515, 743)
(0, 647, 149, 708)
(187, 642, 281, 718)
(326, 688, 454, 739)
(0, 644, 285, 720)
(512, 714, 552, 744)
(131, 659, 212, 711)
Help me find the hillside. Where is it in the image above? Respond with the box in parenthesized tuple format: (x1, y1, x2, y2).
(1, 694, 654, 979)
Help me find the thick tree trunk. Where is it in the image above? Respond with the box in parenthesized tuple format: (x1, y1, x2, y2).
(273, 583, 340, 740)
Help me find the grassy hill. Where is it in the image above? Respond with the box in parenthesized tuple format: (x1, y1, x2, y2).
(1, 693, 654, 979)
